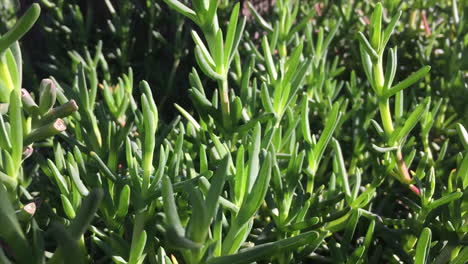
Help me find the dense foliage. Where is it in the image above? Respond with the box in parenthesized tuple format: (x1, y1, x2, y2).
(0, 0, 467, 263)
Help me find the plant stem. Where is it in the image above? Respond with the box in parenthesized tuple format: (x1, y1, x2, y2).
(373, 58, 385, 95)
(396, 150, 412, 184)
(373, 55, 420, 194)
(129, 209, 146, 263)
(279, 43, 287, 58)
(218, 78, 231, 130)
(379, 100, 394, 134)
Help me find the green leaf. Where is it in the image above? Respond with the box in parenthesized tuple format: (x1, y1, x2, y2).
(0, 171, 16, 190)
(128, 230, 147, 264)
(457, 153, 468, 189)
(209, 231, 319, 264)
(10, 42, 22, 87)
(384, 66, 431, 98)
(383, 48, 397, 90)
(189, 68, 205, 95)
(360, 44, 374, 88)
(381, 10, 402, 51)
(67, 156, 89, 196)
(321, 20, 341, 58)
(151, 145, 168, 190)
(228, 18, 246, 67)
(287, 9, 316, 40)
(371, 144, 399, 153)
(389, 97, 430, 145)
(90, 152, 117, 182)
(234, 145, 246, 205)
(61, 194, 76, 219)
(69, 189, 103, 239)
(237, 151, 271, 227)
(357, 32, 378, 61)
(298, 231, 328, 258)
(174, 103, 201, 131)
(363, 220, 376, 251)
(24, 118, 67, 145)
(332, 139, 351, 201)
(283, 41, 304, 86)
(203, 156, 229, 234)
(230, 96, 243, 124)
(301, 98, 312, 144)
(38, 99, 78, 126)
(140, 81, 158, 126)
(5, 50, 19, 91)
(370, 2, 382, 50)
(451, 247, 468, 264)
(213, 30, 225, 74)
(456, 123, 468, 150)
(141, 94, 156, 189)
(237, 113, 275, 134)
(9, 90, 22, 171)
(287, 58, 312, 108)
(0, 109, 12, 150)
(351, 187, 376, 208)
(260, 82, 275, 115)
(77, 64, 90, 110)
(167, 226, 202, 250)
(246, 2, 273, 32)
(194, 46, 224, 81)
(395, 90, 404, 120)
(187, 186, 208, 243)
(262, 36, 277, 81)
(247, 123, 261, 192)
(116, 185, 131, 218)
(112, 256, 127, 264)
(347, 246, 366, 264)
(224, 3, 240, 65)
(415, 227, 432, 264)
(223, 152, 272, 254)
(38, 79, 57, 115)
(162, 0, 197, 22)
(0, 3, 40, 54)
(283, 217, 320, 232)
(192, 30, 215, 68)
(48, 159, 70, 196)
(162, 176, 185, 236)
(342, 209, 361, 252)
(311, 102, 341, 174)
(102, 81, 117, 114)
(429, 191, 462, 210)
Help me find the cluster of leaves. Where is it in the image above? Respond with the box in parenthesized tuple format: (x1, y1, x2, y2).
(0, 0, 467, 264)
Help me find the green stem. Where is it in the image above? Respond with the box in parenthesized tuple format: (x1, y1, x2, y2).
(305, 168, 315, 194)
(129, 209, 146, 263)
(378, 100, 394, 135)
(374, 57, 419, 194)
(373, 58, 385, 95)
(279, 42, 287, 58)
(218, 78, 231, 130)
(422, 136, 433, 161)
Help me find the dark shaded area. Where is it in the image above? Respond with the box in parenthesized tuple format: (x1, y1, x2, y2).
(16, 0, 198, 122)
